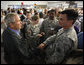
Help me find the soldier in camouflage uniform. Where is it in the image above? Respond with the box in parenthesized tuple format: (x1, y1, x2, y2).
(26, 15, 41, 44)
(23, 11, 32, 25)
(39, 9, 62, 63)
(20, 11, 32, 39)
(24, 15, 45, 64)
(40, 9, 61, 42)
(38, 9, 79, 64)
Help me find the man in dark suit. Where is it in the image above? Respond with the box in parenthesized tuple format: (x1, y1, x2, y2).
(2, 13, 30, 64)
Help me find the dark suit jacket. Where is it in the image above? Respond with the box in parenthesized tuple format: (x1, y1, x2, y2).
(2, 27, 29, 64)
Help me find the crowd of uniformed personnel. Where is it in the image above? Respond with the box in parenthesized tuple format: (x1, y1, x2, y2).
(1, 7, 83, 64)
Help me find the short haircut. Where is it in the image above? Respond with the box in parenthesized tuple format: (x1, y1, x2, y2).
(34, 12, 38, 16)
(4, 13, 17, 26)
(26, 11, 31, 15)
(49, 9, 56, 13)
(7, 7, 10, 10)
(26, 11, 31, 13)
(31, 15, 39, 21)
(60, 9, 78, 24)
(47, 10, 50, 14)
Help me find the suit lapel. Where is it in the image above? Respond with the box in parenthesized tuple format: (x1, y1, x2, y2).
(7, 28, 22, 39)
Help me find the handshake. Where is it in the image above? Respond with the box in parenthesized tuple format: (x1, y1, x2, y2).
(37, 43, 46, 50)
(37, 32, 45, 38)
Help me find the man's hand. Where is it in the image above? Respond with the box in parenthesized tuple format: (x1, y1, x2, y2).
(37, 34, 43, 37)
(37, 43, 46, 50)
(27, 30, 31, 34)
(22, 22, 26, 25)
(41, 32, 45, 35)
(48, 30, 53, 35)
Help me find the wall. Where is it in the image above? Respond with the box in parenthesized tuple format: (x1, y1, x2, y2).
(47, 1, 83, 8)
(1, 1, 48, 10)
(47, 1, 66, 8)
(1, 1, 83, 10)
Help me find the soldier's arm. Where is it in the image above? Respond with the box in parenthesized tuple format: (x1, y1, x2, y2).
(43, 34, 56, 45)
(48, 36, 74, 64)
(40, 20, 45, 33)
(27, 34, 42, 40)
(38, 34, 56, 49)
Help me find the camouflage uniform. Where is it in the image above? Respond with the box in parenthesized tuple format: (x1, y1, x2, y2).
(26, 23, 40, 50)
(40, 17, 61, 41)
(43, 26, 78, 64)
(23, 18, 32, 25)
(21, 18, 32, 39)
(25, 23, 45, 64)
